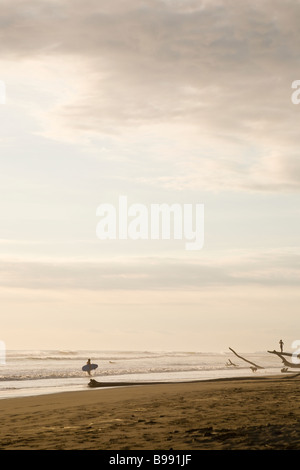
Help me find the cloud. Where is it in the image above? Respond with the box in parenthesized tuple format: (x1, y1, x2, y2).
(1, 0, 300, 191)
(1, 248, 299, 291)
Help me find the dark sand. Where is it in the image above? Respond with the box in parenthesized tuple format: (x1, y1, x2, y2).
(0, 375, 300, 450)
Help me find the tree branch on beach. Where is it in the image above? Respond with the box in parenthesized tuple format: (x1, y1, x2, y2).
(283, 372, 300, 379)
(225, 359, 238, 367)
(267, 350, 300, 369)
(229, 347, 264, 372)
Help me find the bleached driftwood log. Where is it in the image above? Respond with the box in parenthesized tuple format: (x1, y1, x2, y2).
(229, 347, 264, 371)
(267, 350, 300, 369)
(226, 359, 238, 367)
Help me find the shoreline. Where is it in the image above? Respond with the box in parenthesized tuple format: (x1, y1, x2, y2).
(1, 374, 300, 450)
(0, 370, 286, 401)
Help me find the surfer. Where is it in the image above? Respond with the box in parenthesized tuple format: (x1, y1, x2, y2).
(82, 359, 98, 375)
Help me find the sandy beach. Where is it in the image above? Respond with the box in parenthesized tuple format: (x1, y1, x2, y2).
(0, 375, 300, 450)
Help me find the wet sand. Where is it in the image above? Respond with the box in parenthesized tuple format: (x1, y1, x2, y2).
(0, 375, 300, 450)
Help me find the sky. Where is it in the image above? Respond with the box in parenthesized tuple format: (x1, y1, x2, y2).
(0, 0, 300, 352)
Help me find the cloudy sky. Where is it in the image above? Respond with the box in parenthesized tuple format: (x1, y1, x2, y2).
(0, 0, 300, 352)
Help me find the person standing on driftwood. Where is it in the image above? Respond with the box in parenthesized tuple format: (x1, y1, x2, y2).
(279, 339, 284, 353)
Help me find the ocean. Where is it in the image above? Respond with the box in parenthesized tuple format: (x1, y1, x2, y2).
(0, 350, 283, 400)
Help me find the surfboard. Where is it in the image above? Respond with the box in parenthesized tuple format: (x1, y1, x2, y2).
(82, 363, 98, 372)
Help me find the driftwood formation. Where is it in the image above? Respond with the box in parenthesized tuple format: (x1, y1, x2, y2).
(229, 347, 264, 371)
(267, 350, 300, 369)
(89, 379, 143, 388)
(283, 372, 300, 379)
(225, 359, 237, 367)
(88, 379, 169, 388)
